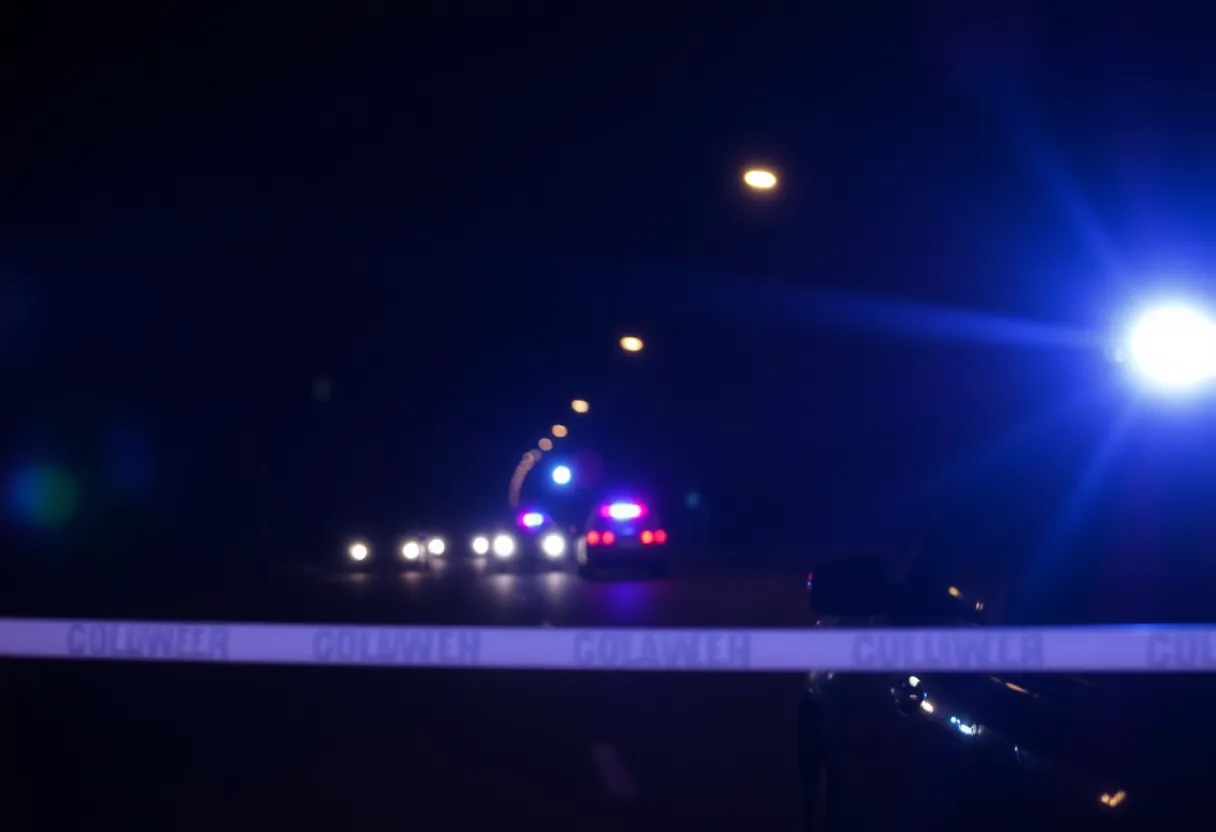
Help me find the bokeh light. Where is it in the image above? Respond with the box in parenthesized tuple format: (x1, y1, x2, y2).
(538, 437, 554, 451)
(7, 464, 79, 527)
(571, 399, 590, 414)
(619, 336, 644, 353)
(743, 168, 778, 190)
(552, 424, 568, 438)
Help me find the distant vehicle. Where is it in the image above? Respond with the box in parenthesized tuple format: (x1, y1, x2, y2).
(575, 499, 669, 579)
(396, 532, 446, 570)
(342, 533, 445, 571)
(473, 509, 571, 572)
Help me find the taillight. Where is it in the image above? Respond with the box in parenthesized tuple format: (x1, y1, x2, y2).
(640, 530, 654, 544)
(602, 531, 616, 545)
(586, 530, 600, 545)
(654, 529, 667, 544)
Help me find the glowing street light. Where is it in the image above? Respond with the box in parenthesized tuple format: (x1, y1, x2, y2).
(743, 168, 778, 191)
(552, 424, 568, 438)
(620, 336, 644, 353)
(571, 399, 590, 414)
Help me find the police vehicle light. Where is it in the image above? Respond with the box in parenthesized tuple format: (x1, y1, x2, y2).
(520, 512, 544, 528)
(1123, 302, 1216, 391)
(427, 537, 445, 556)
(552, 465, 572, 485)
(492, 533, 516, 557)
(601, 502, 644, 521)
(471, 535, 490, 555)
(402, 541, 421, 560)
(541, 532, 566, 557)
(348, 542, 369, 562)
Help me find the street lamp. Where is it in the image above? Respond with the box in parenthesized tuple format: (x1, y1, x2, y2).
(743, 168, 778, 191)
(619, 336, 644, 353)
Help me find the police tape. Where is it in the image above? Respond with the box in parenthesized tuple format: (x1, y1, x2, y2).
(3, 617, 1216, 672)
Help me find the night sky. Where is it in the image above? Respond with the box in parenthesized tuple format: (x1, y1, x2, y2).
(4, 2, 1216, 570)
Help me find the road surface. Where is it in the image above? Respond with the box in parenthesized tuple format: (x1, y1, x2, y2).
(0, 557, 813, 831)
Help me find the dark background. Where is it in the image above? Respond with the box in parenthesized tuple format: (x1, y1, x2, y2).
(3, 1, 1216, 575)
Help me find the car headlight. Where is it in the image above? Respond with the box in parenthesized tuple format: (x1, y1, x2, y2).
(349, 542, 370, 562)
(541, 532, 566, 557)
(492, 533, 516, 557)
(471, 535, 490, 556)
(427, 537, 445, 556)
(401, 541, 421, 560)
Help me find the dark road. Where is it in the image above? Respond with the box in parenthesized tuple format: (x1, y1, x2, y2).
(1, 557, 812, 831)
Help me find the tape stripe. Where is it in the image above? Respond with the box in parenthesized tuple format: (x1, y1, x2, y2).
(1, 618, 1215, 672)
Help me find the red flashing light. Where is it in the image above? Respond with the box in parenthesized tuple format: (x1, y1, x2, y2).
(586, 531, 600, 545)
(602, 531, 616, 545)
(654, 529, 667, 544)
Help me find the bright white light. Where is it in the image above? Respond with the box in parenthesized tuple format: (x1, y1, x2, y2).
(492, 533, 516, 557)
(427, 537, 445, 555)
(541, 532, 566, 557)
(743, 169, 777, 190)
(552, 465, 571, 485)
(620, 336, 644, 353)
(605, 502, 643, 521)
(1126, 304, 1216, 391)
(471, 535, 490, 555)
(348, 542, 369, 561)
(402, 541, 421, 560)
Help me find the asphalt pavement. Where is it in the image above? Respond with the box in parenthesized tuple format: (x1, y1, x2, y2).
(0, 556, 813, 831)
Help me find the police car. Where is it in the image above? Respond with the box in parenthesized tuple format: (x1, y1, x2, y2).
(477, 510, 572, 572)
(575, 500, 669, 579)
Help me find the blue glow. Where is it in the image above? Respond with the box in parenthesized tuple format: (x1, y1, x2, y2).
(552, 465, 572, 485)
(520, 512, 544, 528)
(6, 464, 78, 527)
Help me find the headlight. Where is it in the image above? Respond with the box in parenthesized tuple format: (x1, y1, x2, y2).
(349, 542, 369, 562)
(427, 537, 445, 555)
(541, 532, 566, 557)
(401, 541, 421, 560)
(471, 535, 490, 556)
(492, 533, 516, 557)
